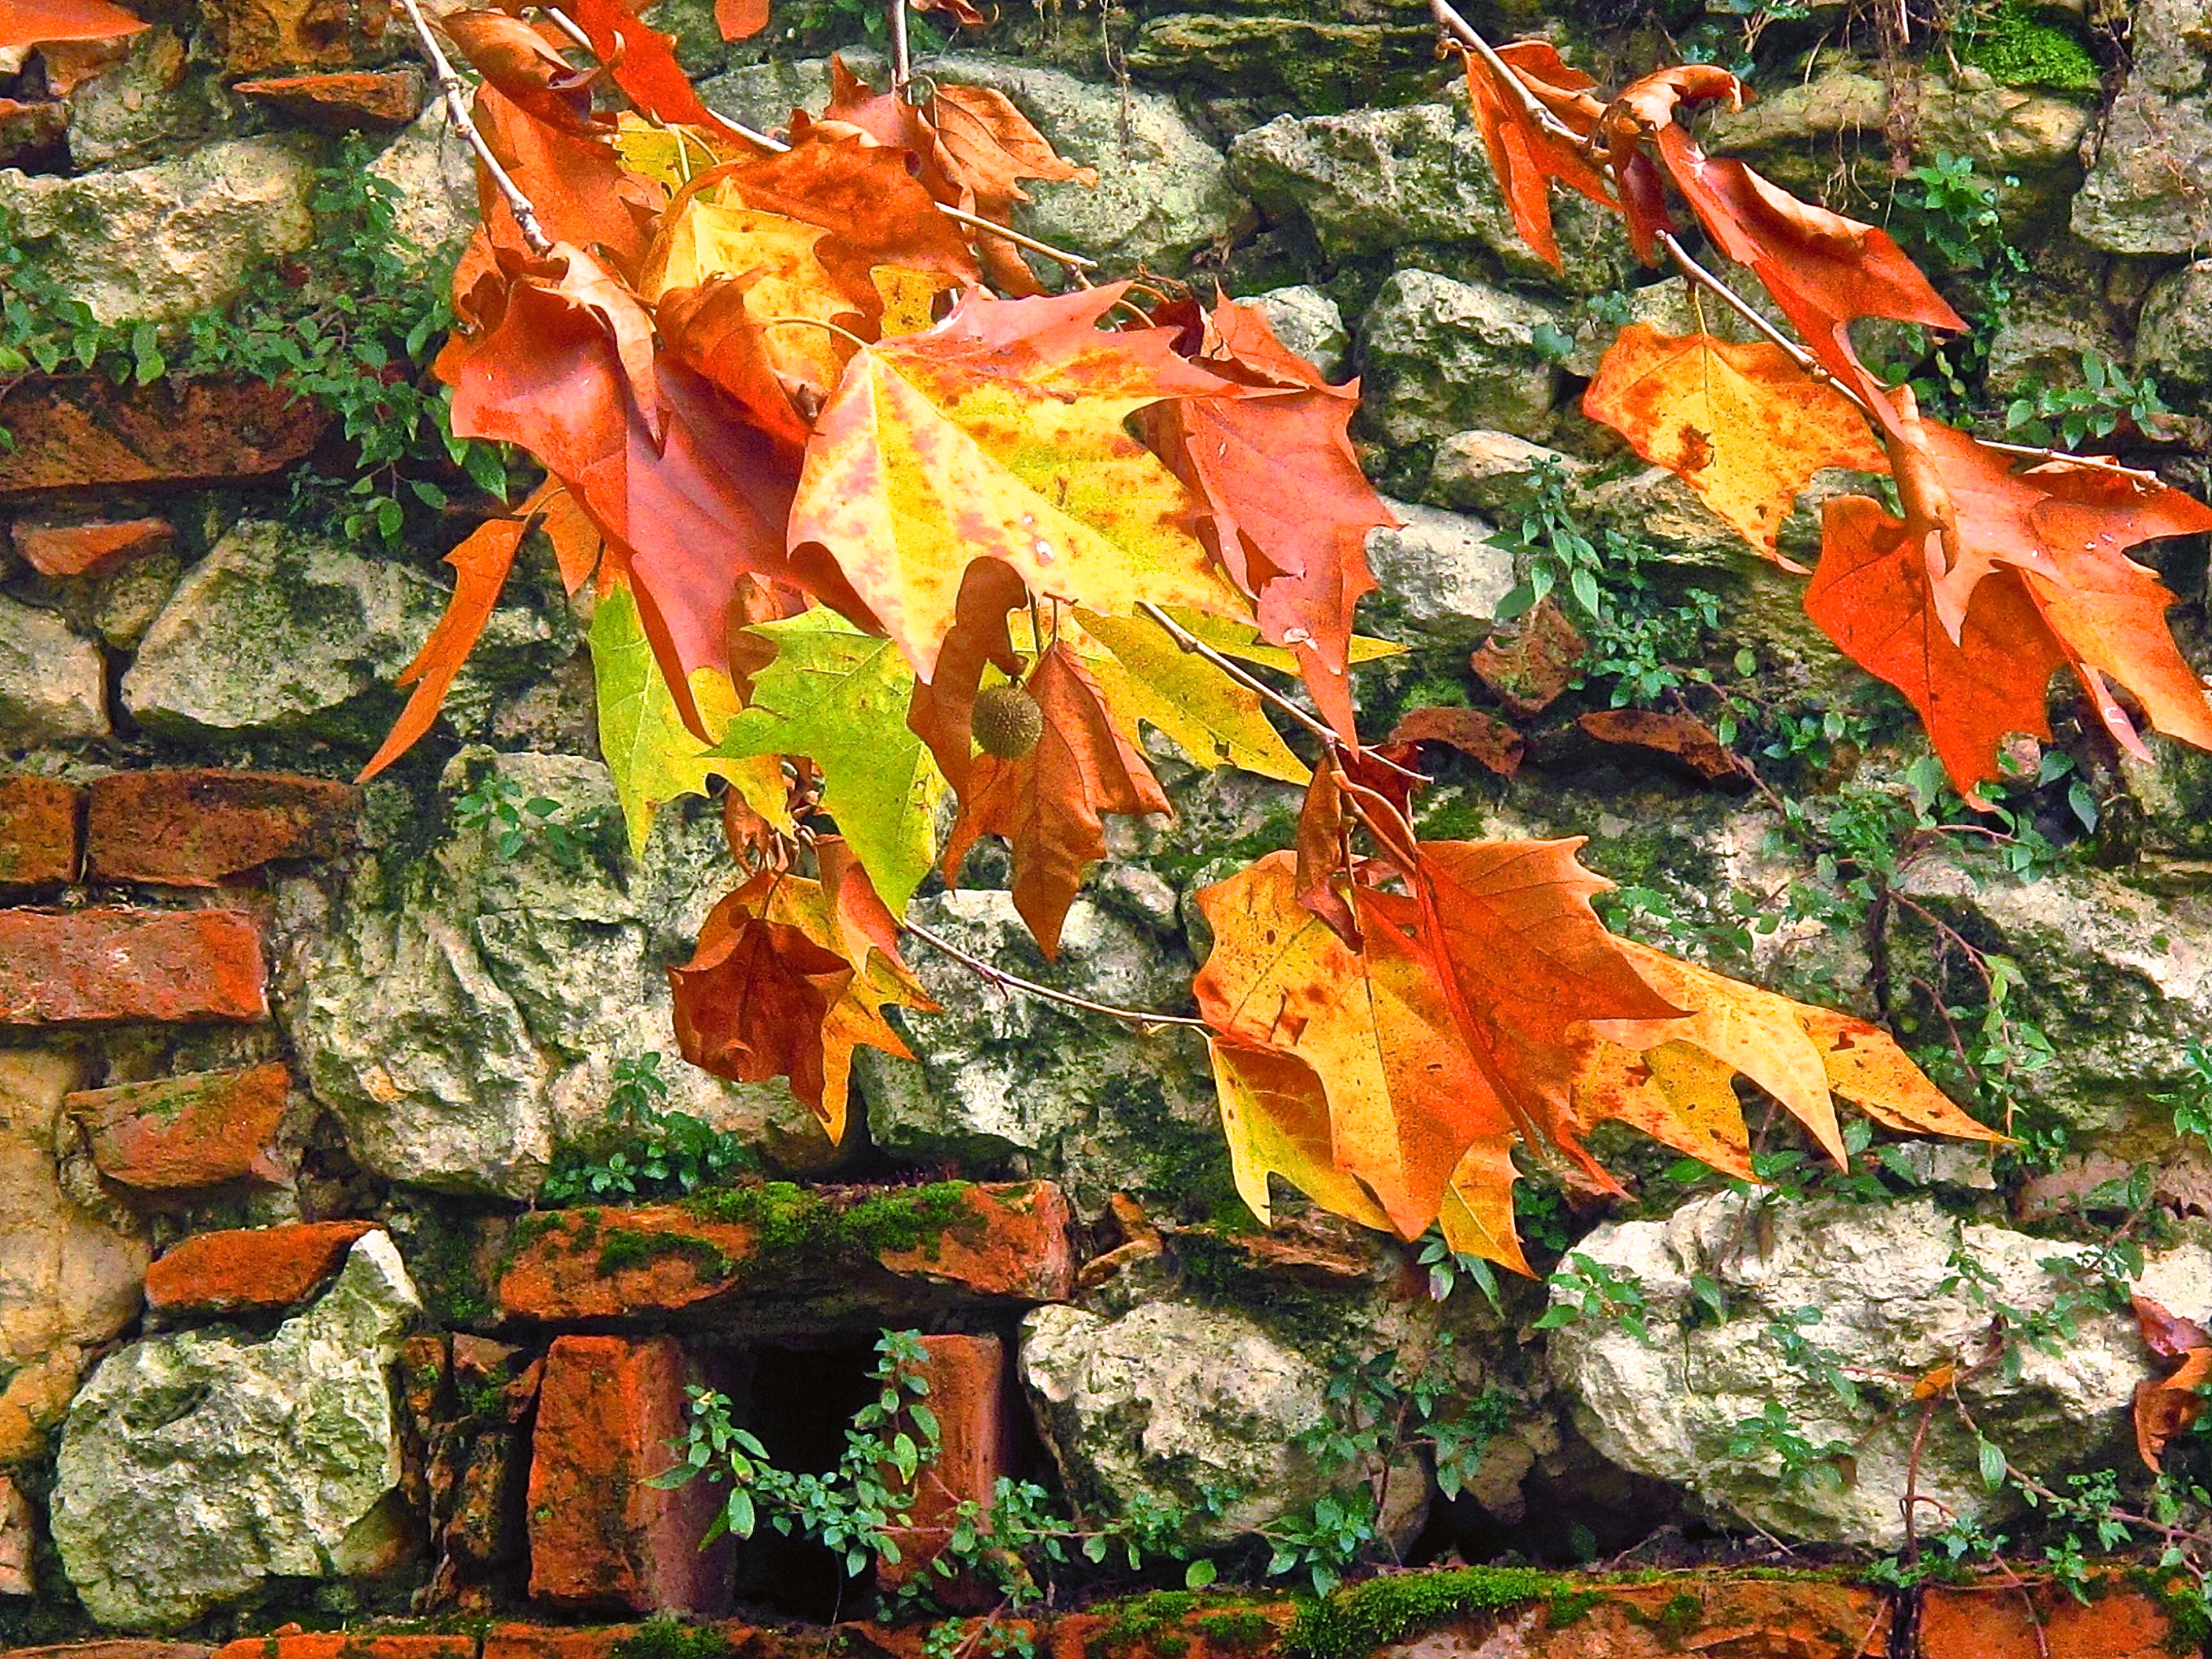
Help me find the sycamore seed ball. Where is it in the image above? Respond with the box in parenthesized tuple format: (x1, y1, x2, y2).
(972, 683, 1044, 759)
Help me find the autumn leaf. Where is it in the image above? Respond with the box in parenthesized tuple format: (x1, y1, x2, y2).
(1438, 1135, 1534, 1276)
(1195, 853, 1514, 1237)
(1470, 598, 1586, 717)
(470, 85, 662, 271)
(1805, 495, 2065, 803)
(591, 581, 760, 856)
(0, 0, 145, 49)
(1583, 325, 1885, 565)
(1461, 40, 1614, 271)
(2135, 1294, 2212, 1361)
(1389, 706, 1525, 778)
(940, 638, 1173, 957)
(1209, 1038, 1392, 1233)
(439, 11, 604, 136)
(715, 606, 951, 918)
(1575, 709, 1738, 783)
(566, 0, 760, 143)
(1794, 1006, 2005, 1145)
(670, 857, 933, 1142)
(788, 285, 1246, 684)
(358, 516, 527, 781)
(1140, 295, 1392, 739)
(1052, 609, 1310, 785)
(655, 275, 815, 450)
(716, 0, 768, 40)
(2136, 1349, 2212, 1470)
(1571, 1038, 1755, 1180)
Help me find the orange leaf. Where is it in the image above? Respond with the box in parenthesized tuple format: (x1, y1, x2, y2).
(1805, 494, 2065, 804)
(568, 0, 758, 143)
(1460, 41, 1613, 271)
(472, 84, 662, 272)
(2135, 1348, 2212, 1470)
(940, 639, 1173, 958)
(438, 11, 604, 136)
(357, 517, 529, 781)
(1292, 762, 1358, 947)
(2135, 1294, 2212, 1362)
(1793, 1006, 2005, 1145)
(716, 0, 768, 37)
(1470, 598, 1585, 717)
(1138, 295, 1391, 741)
(1575, 709, 1736, 783)
(1583, 325, 1886, 565)
(0, 0, 144, 50)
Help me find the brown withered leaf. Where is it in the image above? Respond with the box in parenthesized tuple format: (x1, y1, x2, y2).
(2135, 1294, 2212, 1362)
(1293, 762, 1358, 947)
(1576, 709, 1738, 783)
(2136, 1349, 2212, 1470)
(1470, 598, 1586, 717)
(1390, 706, 1525, 778)
(940, 639, 1174, 958)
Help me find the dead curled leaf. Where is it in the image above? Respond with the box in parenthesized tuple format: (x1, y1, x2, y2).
(1576, 708, 1740, 784)
(1390, 705, 1526, 778)
(1470, 598, 1586, 717)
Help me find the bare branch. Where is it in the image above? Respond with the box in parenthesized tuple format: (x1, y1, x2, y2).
(899, 918, 1210, 1031)
(399, 0, 552, 255)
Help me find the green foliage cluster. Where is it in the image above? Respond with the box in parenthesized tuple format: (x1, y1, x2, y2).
(1953, 2, 2103, 93)
(1281, 1566, 1580, 1659)
(542, 1053, 760, 1206)
(0, 136, 506, 552)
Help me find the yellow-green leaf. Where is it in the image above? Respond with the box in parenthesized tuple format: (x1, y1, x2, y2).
(716, 607, 949, 916)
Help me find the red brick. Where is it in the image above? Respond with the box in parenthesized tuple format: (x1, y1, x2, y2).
(8, 1646, 217, 1659)
(86, 769, 360, 886)
(232, 68, 424, 128)
(1919, 1582, 2174, 1658)
(496, 1181, 1076, 1322)
(12, 516, 174, 579)
(527, 1334, 733, 1614)
(0, 775, 79, 886)
(878, 1182, 1077, 1301)
(210, 1639, 472, 1659)
(485, 1626, 645, 1659)
(144, 1221, 378, 1313)
(0, 908, 266, 1024)
(878, 1334, 1008, 1606)
(0, 377, 327, 495)
(67, 1062, 290, 1194)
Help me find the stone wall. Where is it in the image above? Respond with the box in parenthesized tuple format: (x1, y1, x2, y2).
(6, 0, 2212, 1646)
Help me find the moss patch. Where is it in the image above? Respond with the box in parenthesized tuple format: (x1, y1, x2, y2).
(1283, 1568, 1566, 1659)
(610, 1619, 737, 1659)
(593, 1227, 732, 1279)
(1957, 3, 2101, 92)
(682, 1179, 981, 1264)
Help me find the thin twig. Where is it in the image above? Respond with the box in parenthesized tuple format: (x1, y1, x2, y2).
(889, 0, 912, 90)
(899, 918, 1211, 1032)
(401, 0, 552, 255)
(1134, 602, 1425, 785)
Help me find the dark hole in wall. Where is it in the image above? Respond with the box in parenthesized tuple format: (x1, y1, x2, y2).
(728, 1339, 881, 1621)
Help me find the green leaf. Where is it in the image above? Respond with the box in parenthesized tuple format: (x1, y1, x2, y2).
(1977, 1437, 2007, 1491)
(590, 582, 752, 856)
(1184, 1558, 1218, 1589)
(716, 607, 949, 916)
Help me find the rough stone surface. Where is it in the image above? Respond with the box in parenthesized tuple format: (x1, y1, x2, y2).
(1230, 102, 1629, 293)
(198, 0, 397, 77)
(1548, 1191, 2212, 1546)
(0, 597, 108, 744)
(85, 769, 360, 886)
(854, 890, 1216, 1215)
(368, 103, 480, 268)
(1360, 497, 1513, 651)
(1896, 858, 2212, 1133)
(232, 70, 426, 131)
(0, 138, 315, 326)
(2072, 0, 2212, 252)
(1020, 1298, 1332, 1547)
(0, 1471, 30, 1595)
(64, 29, 243, 173)
(144, 1221, 380, 1314)
(1358, 269, 1566, 446)
(0, 1050, 150, 1465)
(699, 52, 1244, 276)
(1425, 430, 1584, 516)
(1124, 13, 1432, 122)
(284, 751, 824, 1199)
(1984, 285, 2129, 400)
(124, 520, 454, 743)
(1246, 284, 1349, 381)
(526, 1334, 731, 1614)
(50, 1231, 420, 1631)
(1706, 62, 2094, 235)
(2136, 260, 2212, 391)
(67, 1063, 293, 1196)
(0, 909, 266, 1025)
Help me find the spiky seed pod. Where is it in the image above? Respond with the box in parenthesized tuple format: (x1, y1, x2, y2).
(971, 683, 1045, 759)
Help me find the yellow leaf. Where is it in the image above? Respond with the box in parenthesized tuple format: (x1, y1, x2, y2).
(612, 113, 746, 186)
(641, 194, 851, 396)
(872, 266, 955, 337)
(1573, 1038, 1754, 1179)
(1161, 606, 1404, 673)
(1438, 1135, 1531, 1276)
(1795, 1006, 2006, 1143)
(1209, 1039, 1392, 1232)
(1584, 325, 1886, 565)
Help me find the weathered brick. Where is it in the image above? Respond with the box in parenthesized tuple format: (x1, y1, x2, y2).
(12, 516, 173, 579)
(144, 1220, 378, 1313)
(0, 775, 79, 886)
(232, 68, 425, 128)
(497, 1181, 1075, 1322)
(211, 1638, 472, 1659)
(485, 1626, 645, 1659)
(67, 1062, 291, 1194)
(0, 908, 266, 1024)
(7, 1646, 217, 1659)
(527, 1334, 732, 1614)
(879, 1334, 1008, 1606)
(1919, 1582, 2174, 1658)
(86, 769, 360, 886)
(198, 0, 396, 76)
(0, 377, 326, 495)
